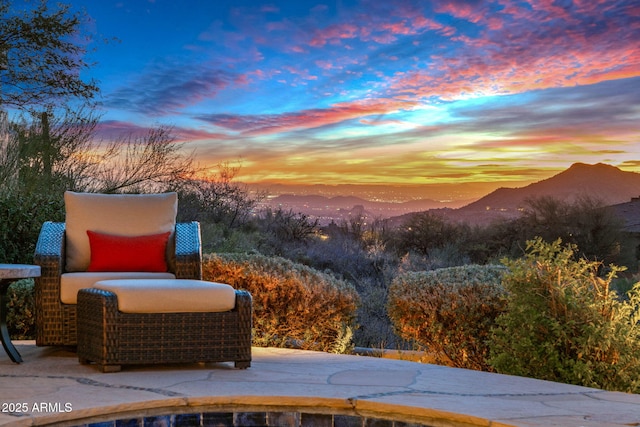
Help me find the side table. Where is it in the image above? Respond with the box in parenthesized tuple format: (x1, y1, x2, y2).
(0, 264, 40, 363)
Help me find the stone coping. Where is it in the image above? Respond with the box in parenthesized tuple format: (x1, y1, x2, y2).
(1, 341, 640, 427)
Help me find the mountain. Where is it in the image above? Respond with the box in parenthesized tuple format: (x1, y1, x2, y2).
(262, 163, 640, 226)
(447, 163, 640, 224)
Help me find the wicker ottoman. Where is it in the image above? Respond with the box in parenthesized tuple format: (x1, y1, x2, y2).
(76, 279, 252, 372)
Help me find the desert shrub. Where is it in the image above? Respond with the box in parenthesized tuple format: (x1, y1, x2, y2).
(202, 253, 359, 353)
(355, 283, 402, 349)
(302, 229, 380, 288)
(392, 211, 462, 257)
(518, 196, 626, 265)
(6, 279, 35, 340)
(388, 264, 507, 370)
(489, 238, 640, 393)
(297, 226, 401, 349)
(199, 222, 264, 254)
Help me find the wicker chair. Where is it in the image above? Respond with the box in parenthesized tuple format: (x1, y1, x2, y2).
(33, 221, 202, 346)
(34, 191, 202, 346)
(35, 191, 252, 372)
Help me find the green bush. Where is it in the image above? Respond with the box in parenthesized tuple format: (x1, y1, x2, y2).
(489, 238, 640, 393)
(0, 190, 64, 264)
(6, 279, 35, 340)
(388, 264, 507, 370)
(199, 222, 264, 254)
(0, 190, 63, 341)
(202, 253, 360, 353)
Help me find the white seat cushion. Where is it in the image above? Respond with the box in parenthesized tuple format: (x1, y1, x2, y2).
(64, 191, 178, 272)
(91, 279, 237, 313)
(61, 272, 176, 304)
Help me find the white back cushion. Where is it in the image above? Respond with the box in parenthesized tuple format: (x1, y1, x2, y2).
(64, 191, 178, 272)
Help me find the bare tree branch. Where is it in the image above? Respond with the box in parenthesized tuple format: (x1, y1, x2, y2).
(91, 125, 196, 193)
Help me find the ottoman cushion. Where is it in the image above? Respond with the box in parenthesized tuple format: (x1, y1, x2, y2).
(92, 279, 236, 313)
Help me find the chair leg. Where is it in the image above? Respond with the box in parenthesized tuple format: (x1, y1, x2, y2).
(100, 364, 122, 373)
(235, 360, 251, 369)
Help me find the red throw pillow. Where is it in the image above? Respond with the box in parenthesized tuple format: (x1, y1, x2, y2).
(86, 230, 171, 272)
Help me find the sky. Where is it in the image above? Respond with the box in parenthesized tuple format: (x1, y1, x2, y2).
(60, 0, 640, 198)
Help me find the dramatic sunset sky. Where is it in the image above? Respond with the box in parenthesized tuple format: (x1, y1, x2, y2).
(68, 0, 639, 199)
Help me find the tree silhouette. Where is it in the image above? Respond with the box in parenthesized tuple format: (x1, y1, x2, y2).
(0, 0, 99, 110)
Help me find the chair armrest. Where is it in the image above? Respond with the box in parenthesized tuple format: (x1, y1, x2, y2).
(174, 221, 202, 280)
(33, 222, 67, 345)
(78, 288, 119, 317)
(34, 221, 66, 279)
(77, 288, 120, 362)
(235, 290, 252, 314)
(234, 290, 253, 352)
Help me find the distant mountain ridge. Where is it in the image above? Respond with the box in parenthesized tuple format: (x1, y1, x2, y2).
(263, 163, 640, 226)
(432, 163, 640, 225)
(460, 163, 640, 212)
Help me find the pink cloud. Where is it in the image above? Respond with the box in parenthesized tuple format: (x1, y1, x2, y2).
(529, 0, 577, 24)
(380, 21, 415, 36)
(198, 97, 419, 136)
(315, 60, 337, 70)
(413, 15, 457, 36)
(386, 0, 640, 102)
(434, 1, 487, 23)
(300, 5, 459, 51)
(282, 65, 318, 81)
(309, 23, 359, 47)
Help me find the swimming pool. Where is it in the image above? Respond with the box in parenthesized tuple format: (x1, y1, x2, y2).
(72, 411, 429, 427)
(56, 404, 436, 427)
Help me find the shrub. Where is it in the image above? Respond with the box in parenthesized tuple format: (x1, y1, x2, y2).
(355, 283, 401, 349)
(388, 264, 507, 370)
(202, 253, 360, 353)
(199, 222, 264, 254)
(7, 279, 35, 340)
(489, 238, 640, 393)
(0, 190, 64, 264)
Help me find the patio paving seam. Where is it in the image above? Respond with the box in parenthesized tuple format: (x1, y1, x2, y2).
(75, 377, 186, 396)
(347, 387, 607, 399)
(0, 373, 186, 397)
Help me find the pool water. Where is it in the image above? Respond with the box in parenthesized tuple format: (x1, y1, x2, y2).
(73, 409, 431, 427)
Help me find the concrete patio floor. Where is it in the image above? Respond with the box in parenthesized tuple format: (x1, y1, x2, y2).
(1, 341, 639, 427)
